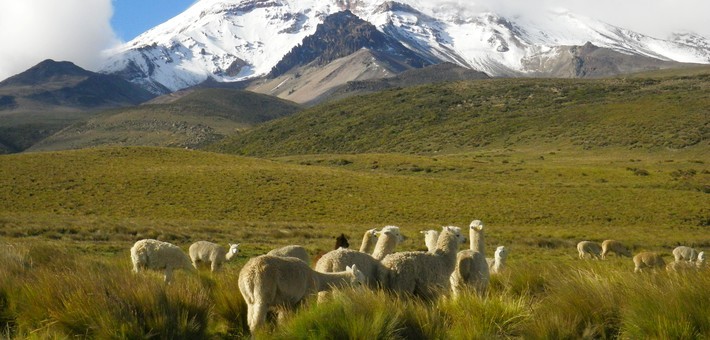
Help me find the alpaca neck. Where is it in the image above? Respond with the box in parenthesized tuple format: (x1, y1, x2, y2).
(225, 252, 236, 261)
(360, 234, 375, 253)
(434, 232, 461, 261)
(313, 271, 354, 292)
(434, 233, 461, 275)
(425, 234, 438, 252)
(371, 236, 398, 261)
(492, 255, 506, 272)
(470, 229, 485, 254)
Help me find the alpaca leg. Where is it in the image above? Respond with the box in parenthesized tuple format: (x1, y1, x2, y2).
(249, 303, 268, 332)
(164, 268, 174, 283)
(317, 291, 329, 304)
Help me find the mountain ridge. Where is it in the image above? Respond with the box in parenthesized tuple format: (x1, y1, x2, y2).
(100, 0, 710, 95)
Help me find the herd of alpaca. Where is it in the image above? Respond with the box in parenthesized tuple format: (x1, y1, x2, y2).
(129, 222, 703, 333)
(575, 240, 705, 273)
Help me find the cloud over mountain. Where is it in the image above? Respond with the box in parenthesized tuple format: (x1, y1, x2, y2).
(0, 0, 119, 81)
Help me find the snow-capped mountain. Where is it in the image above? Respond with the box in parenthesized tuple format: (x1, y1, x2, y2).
(101, 0, 710, 94)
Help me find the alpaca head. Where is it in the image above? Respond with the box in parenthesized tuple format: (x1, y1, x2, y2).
(441, 226, 466, 244)
(346, 264, 366, 285)
(226, 243, 240, 260)
(420, 230, 438, 237)
(366, 228, 378, 238)
(420, 230, 439, 243)
(335, 233, 350, 249)
(380, 225, 405, 243)
(495, 246, 508, 260)
(698, 251, 705, 263)
(469, 220, 484, 231)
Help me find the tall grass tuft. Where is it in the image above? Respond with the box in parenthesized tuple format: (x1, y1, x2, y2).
(440, 291, 531, 339)
(0, 243, 30, 337)
(273, 289, 403, 339)
(523, 263, 626, 339)
(621, 270, 710, 339)
(210, 267, 250, 337)
(15, 259, 212, 338)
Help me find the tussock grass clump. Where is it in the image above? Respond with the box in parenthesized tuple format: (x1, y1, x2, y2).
(14, 258, 212, 339)
(209, 268, 250, 337)
(524, 264, 626, 339)
(622, 271, 710, 339)
(273, 289, 405, 339)
(439, 292, 530, 339)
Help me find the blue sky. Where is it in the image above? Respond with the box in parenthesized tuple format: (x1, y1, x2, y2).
(111, 0, 195, 41)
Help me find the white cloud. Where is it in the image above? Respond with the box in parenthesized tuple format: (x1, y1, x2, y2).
(0, 0, 119, 81)
(414, 0, 710, 39)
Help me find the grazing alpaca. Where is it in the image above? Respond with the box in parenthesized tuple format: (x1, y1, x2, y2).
(601, 240, 631, 259)
(267, 245, 310, 264)
(188, 241, 239, 272)
(130, 239, 195, 283)
(379, 226, 466, 301)
(667, 251, 705, 272)
(577, 241, 602, 260)
(238, 255, 365, 332)
(672, 246, 699, 262)
(633, 252, 666, 273)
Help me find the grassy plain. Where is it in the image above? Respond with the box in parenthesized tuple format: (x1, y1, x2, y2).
(1, 67, 708, 338)
(0, 145, 708, 338)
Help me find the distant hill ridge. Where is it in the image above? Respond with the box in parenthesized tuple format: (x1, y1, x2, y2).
(212, 67, 710, 156)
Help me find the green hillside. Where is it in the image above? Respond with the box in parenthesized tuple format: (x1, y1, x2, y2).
(212, 67, 710, 156)
(28, 89, 302, 151)
(1, 147, 707, 253)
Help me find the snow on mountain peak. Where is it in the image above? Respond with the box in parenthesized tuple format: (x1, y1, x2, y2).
(101, 0, 710, 94)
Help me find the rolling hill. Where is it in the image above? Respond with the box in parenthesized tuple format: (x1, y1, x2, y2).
(0, 60, 155, 153)
(211, 66, 710, 156)
(29, 88, 302, 151)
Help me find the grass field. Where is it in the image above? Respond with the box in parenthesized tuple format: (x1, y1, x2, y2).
(1, 68, 708, 338)
(0, 145, 708, 338)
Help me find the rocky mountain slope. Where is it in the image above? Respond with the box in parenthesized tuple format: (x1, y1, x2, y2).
(101, 0, 710, 95)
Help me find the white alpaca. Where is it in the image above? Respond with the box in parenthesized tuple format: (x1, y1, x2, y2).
(420, 230, 439, 253)
(577, 241, 602, 260)
(672, 246, 699, 262)
(188, 241, 239, 272)
(379, 226, 466, 300)
(238, 255, 365, 333)
(267, 245, 310, 264)
(130, 239, 195, 283)
(633, 252, 666, 273)
(451, 220, 490, 297)
(372, 226, 405, 260)
(360, 228, 379, 253)
(601, 240, 632, 259)
(486, 246, 508, 274)
(667, 251, 705, 272)
(315, 226, 404, 289)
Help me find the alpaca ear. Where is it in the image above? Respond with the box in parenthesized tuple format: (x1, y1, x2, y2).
(346, 265, 353, 272)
